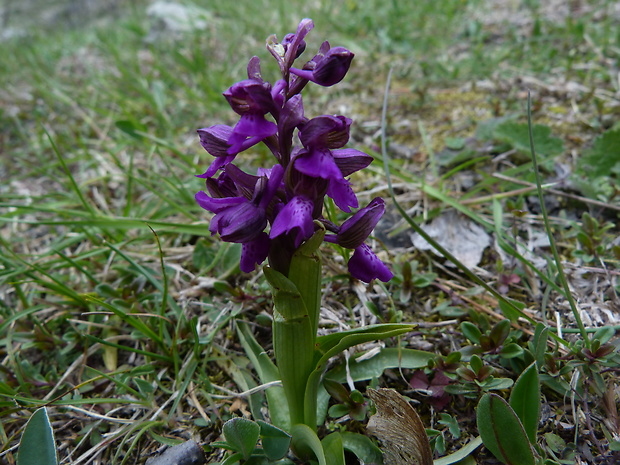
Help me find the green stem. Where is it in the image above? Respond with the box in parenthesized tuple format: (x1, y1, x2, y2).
(526, 92, 589, 347)
(266, 228, 325, 430)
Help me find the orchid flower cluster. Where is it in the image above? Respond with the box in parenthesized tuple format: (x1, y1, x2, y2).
(195, 18, 392, 283)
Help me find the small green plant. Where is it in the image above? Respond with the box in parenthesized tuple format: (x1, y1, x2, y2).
(571, 212, 615, 263)
(323, 380, 368, 421)
(461, 319, 524, 360)
(445, 354, 514, 399)
(212, 417, 292, 464)
(192, 18, 418, 464)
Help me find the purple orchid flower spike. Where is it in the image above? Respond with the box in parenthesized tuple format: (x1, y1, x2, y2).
(195, 19, 394, 282)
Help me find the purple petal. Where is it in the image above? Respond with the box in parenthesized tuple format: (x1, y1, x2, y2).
(311, 47, 354, 86)
(269, 195, 314, 248)
(295, 147, 342, 180)
(227, 114, 278, 155)
(348, 244, 393, 283)
(279, 94, 305, 136)
(195, 192, 245, 213)
(240, 233, 271, 272)
(332, 148, 373, 176)
(327, 177, 358, 212)
(259, 164, 285, 209)
(290, 46, 354, 87)
(271, 79, 288, 108)
(195, 192, 266, 242)
(330, 198, 385, 248)
(217, 202, 267, 243)
(247, 56, 262, 81)
(223, 79, 274, 115)
(284, 18, 314, 66)
(299, 115, 350, 149)
(198, 125, 233, 157)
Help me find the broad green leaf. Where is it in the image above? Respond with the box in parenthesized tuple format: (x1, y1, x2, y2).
(592, 326, 615, 345)
(263, 267, 310, 321)
(510, 363, 540, 443)
(498, 298, 525, 323)
(305, 326, 415, 428)
(341, 432, 384, 465)
(17, 408, 57, 465)
(493, 121, 564, 158)
(315, 324, 415, 358)
(223, 418, 260, 460)
(544, 432, 566, 453)
(257, 420, 291, 461)
(291, 424, 327, 465)
(490, 320, 510, 346)
(482, 377, 514, 391)
(321, 432, 346, 465)
(219, 452, 243, 465)
(477, 394, 535, 465)
(326, 348, 434, 383)
(579, 128, 620, 178)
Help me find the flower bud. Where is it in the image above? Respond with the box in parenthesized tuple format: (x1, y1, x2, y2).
(290, 46, 354, 87)
(326, 198, 385, 249)
(299, 115, 351, 149)
(224, 79, 274, 116)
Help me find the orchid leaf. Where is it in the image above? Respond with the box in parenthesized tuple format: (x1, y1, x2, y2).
(341, 432, 384, 465)
(314, 325, 415, 369)
(265, 266, 316, 427)
(477, 393, 535, 465)
(315, 324, 414, 356)
(433, 436, 483, 465)
(236, 321, 289, 430)
(322, 432, 346, 465)
(509, 362, 540, 443)
(288, 227, 325, 337)
(291, 424, 327, 465)
(17, 408, 57, 465)
(326, 347, 434, 383)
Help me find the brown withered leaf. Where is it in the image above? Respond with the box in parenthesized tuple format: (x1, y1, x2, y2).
(366, 388, 433, 465)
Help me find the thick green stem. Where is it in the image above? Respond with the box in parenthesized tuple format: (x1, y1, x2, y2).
(266, 228, 325, 430)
